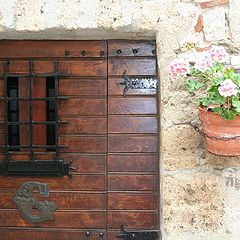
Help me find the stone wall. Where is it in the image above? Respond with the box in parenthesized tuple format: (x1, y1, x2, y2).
(0, 0, 240, 239)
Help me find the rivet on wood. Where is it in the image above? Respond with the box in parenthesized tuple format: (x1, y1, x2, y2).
(117, 49, 122, 55)
(81, 50, 87, 56)
(64, 51, 70, 56)
(132, 49, 138, 54)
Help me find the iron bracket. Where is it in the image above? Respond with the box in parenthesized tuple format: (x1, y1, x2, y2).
(117, 225, 158, 240)
(0, 160, 73, 177)
(119, 71, 157, 96)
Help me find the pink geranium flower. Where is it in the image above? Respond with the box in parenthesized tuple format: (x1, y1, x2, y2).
(194, 55, 213, 72)
(207, 45, 228, 63)
(218, 79, 238, 97)
(169, 59, 190, 78)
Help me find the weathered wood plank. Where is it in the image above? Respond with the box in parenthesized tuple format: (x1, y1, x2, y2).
(108, 58, 156, 76)
(108, 40, 156, 57)
(0, 191, 106, 210)
(108, 175, 157, 191)
(60, 117, 107, 134)
(108, 211, 158, 229)
(0, 175, 105, 191)
(108, 116, 157, 133)
(108, 154, 157, 172)
(59, 99, 107, 116)
(108, 98, 157, 115)
(0, 40, 107, 58)
(108, 135, 157, 153)
(108, 193, 157, 210)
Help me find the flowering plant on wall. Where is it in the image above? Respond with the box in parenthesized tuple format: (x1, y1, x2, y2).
(170, 45, 240, 120)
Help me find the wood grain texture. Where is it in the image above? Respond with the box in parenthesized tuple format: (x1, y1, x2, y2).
(60, 117, 107, 134)
(0, 40, 107, 58)
(108, 98, 157, 115)
(59, 79, 107, 96)
(0, 211, 106, 228)
(108, 58, 156, 76)
(61, 154, 106, 173)
(60, 135, 107, 153)
(108, 154, 157, 172)
(108, 77, 156, 96)
(108, 40, 156, 57)
(0, 229, 107, 240)
(108, 193, 157, 210)
(108, 175, 157, 191)
(108, 135, 157, 153)
(107, 212, 158, 229)
(59, 98, 107, 116)
(0, 191, 106, 210)
(59, 60, 107, 77)
(108, 116, 157, 133)
(0, 175, 105, 191)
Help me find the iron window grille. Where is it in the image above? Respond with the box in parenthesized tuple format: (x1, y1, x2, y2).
(0, 60, 72, 177)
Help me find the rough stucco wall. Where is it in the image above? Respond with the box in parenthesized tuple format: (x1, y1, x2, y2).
(0, 0, 240, 239)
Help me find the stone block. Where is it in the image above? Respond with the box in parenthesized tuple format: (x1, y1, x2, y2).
(163, 172, 225, 234)
(162, 125, 199, 170)
(203, 8, 226, 41)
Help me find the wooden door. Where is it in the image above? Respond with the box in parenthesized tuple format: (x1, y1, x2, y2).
(0, 40, 159, 240)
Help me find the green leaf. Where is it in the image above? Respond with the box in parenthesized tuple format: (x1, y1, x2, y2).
(186, 79, 204, 93)
(198, 97, 212, 106)
(221, 108, 236, 120)
(213, 76, 224, 85)
(213, 106, 223, 114)
(232, 96, 240, 112)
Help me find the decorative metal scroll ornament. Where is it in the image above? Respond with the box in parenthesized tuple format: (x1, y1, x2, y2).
(119, 71, 157, 96)
(13, 181, 56, 223)
(117, 225, 158, 240)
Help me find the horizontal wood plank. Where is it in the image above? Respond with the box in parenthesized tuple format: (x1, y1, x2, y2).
(0, 229, 107, 240)
(108, 212, 158, 229)
(61, 154, 106, 173)
(108, 193, 157, 210)
(59, 99, 107, 116)
(108, 175, 157, 191)
(0, 175, 105, 191)
(108, 116, 157, 133)
(2, 60, 107, 77)
(59, 60, 107, 77)
(108, 154, 157, 172)
(108, 58, 156, 76)
(0, 192, 106, 210)
(108, 135, 157, 153)
(108, 98, 157, 115)
(108, 40, 156, 57)
(60, 117, 107, 134)
(108, 77, 156, 96)
(0, 211, 106, 228)
(59, 79, 107, 96)
(60, 135, 107, 153)
(0, 40, 107, 58)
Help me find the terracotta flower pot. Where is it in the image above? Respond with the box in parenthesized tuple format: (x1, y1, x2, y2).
(199, 107, 240, 156)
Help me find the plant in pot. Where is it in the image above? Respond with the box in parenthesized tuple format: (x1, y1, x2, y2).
(170, 45, 240, 156)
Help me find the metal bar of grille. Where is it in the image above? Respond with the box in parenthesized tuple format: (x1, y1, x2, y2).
(0, 121, 68, 125)
(54, 60, 60, 161)
(3, 61, 9, 163)
(0, 73, 69, 78)
(29, 61, 34, 161)
(0, 96, 69, 101)
(0, 145, 67, 149)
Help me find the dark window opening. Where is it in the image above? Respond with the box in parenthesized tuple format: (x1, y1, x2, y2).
(46, 77, 56, 149)
(0, 60, 71, 177)
(7, 77, 19, 147)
